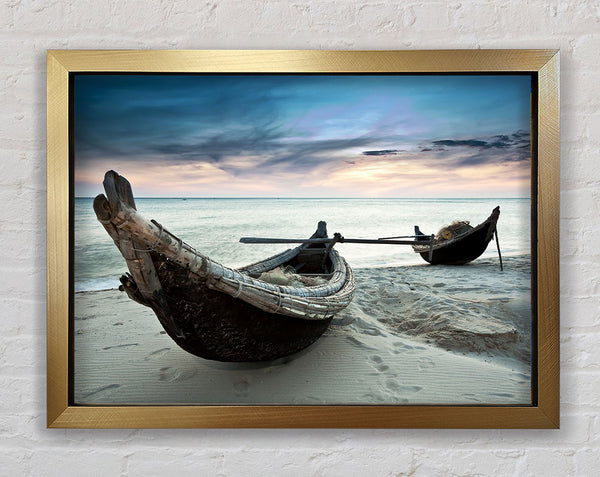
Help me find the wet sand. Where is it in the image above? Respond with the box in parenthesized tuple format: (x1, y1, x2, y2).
(73, 255, 532, 405)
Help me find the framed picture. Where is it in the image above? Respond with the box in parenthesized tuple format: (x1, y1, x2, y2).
(47, 50, 559, 428)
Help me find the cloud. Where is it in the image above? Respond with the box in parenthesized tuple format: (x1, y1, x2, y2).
(74, 75, 389, 182)
(418, 130, 530, 168)
(432, 139, 488, 148)
(361, 149, 401, 156)
(431, 130, 528, 150)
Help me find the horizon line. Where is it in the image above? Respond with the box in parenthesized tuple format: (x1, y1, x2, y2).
(75, 196, 529, 200)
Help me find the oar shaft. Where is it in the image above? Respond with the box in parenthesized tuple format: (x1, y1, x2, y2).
(378, 235, 423, 240)
(240, 237, 419, 245)
(240, 237, 329, 244)
(344, 238, 420, 245)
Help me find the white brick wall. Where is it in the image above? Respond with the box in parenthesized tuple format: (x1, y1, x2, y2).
(1, 0, 598, 475)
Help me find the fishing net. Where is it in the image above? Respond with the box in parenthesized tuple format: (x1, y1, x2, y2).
(258, 266, 328, 287)
(435, 220, 472, 241)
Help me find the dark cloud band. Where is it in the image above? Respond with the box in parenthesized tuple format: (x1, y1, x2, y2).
(361, 149, 401, 156)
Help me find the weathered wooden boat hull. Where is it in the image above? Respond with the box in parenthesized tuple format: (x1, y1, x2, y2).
(412, 207, 500, 265)
(138, 252, 333, 362)
(94, 171, 355, 362)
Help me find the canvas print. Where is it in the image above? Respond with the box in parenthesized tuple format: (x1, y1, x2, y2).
(73, 74, 533, 405)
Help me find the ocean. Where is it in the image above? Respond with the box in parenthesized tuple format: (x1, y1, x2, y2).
(74, 197, 531, 292)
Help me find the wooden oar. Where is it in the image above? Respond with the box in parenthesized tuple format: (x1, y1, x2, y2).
(240, 233, 436, 261)
(378, 235, 420, 240)
(241, 236, 418, 245)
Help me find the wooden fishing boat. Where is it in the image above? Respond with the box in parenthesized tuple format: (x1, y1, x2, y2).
(412, 207, 501, 265)
(93, 171, 355, 362)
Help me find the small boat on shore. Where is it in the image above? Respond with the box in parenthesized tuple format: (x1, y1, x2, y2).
(412, 207, 501, 265)
(93, 171, 355, 362)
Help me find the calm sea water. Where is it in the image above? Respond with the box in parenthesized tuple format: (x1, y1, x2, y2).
(74, 198, 531, 292)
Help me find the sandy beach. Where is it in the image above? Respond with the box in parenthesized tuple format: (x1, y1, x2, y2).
(73, 255, 532, 406)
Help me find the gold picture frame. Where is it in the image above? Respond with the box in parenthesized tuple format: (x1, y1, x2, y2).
(47, 49, 559, 428)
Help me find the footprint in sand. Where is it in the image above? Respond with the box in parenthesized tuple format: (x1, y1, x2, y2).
(369, 355, 390, 373)
(386, 379, 422, 394)
(233, 378, 250, 397)
(491, 392, 515, 398)
(461, 393, 482, 403)
(102, 343, 138, 350)
(417, 357, 435, 370)
(510, 372, 530, 382)
(360, 391, 387, 402)
(346, 336, 377, 351)
(144, 347, 170, 360)
(391, 341, 414, 353)
(159, 367, 197, 382)
(82, 384, 121, 399)
(362, 327, 383, 337)
(293, 396, 324, 404)
(159, 367, 177, 382)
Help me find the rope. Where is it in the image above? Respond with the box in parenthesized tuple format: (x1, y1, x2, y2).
(176, 236, 184, 259)
(191, 248, 198, 270)
(151, 222, 164, 250)
(185, 248, 199, 283)
(202, 256, 211, 273)
(273, 289, 283, 313)
(232, 281, 243, 298)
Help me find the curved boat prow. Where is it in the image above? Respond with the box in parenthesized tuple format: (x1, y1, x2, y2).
(93, 171, 355, 362)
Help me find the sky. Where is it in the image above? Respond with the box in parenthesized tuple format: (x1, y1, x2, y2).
(74, 74, 532, 198)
